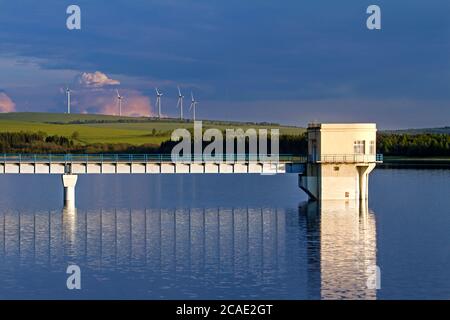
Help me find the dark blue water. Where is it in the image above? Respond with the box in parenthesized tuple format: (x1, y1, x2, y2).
(0, 169, 448, 299)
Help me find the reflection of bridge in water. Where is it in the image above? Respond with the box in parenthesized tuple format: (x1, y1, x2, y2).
(0, 203, 377, 299)
(1, 208, 289, 284)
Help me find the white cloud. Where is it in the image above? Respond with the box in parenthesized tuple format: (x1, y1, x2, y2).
(74, 88, 154, 117)
(0, 92, 16, 112)
(78, 71, 120, 88)
(99, 93, 153, 117)
(68, 71, 154, 117)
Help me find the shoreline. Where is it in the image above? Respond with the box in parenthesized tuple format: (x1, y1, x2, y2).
(378, 157, 450, 169)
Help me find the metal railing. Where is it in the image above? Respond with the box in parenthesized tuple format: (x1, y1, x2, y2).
(308, 154, 383, 163)
(1, 154, 307, 163)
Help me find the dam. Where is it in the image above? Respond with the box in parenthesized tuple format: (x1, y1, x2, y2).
(0, 123, 383, 207)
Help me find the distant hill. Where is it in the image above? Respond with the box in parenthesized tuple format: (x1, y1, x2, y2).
(0, 112, 300, 128)
(0, 112, 132, 123)
(382, 127, 450, 135)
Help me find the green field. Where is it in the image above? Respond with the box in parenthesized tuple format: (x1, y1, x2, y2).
(0, 112, 305, 146)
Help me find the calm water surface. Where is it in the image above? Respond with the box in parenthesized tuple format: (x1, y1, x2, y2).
(0, 169, 448, 299)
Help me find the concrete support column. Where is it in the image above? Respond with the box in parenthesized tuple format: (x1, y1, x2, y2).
(62, 174, 78, 209)
(357, 164, 375, 200)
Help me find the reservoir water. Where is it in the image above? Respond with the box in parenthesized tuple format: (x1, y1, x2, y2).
(0, 168, 448, 299)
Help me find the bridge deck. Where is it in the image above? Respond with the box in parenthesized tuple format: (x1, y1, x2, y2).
(0, 154, 306, 174)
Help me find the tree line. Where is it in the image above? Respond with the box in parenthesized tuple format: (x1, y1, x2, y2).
(0, 131, 74, 154)
(0, 131, 449, 157)
(377, 133, 450, 157)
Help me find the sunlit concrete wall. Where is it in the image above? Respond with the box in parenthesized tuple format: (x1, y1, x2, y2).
(308, 123, 377, 156)
(0, 162, 294, 174)
(302, 123, 377, 200)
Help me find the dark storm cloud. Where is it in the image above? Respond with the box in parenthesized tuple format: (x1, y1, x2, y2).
(0, 0, 448, 127)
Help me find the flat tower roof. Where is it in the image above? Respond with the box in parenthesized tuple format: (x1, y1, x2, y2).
(307, 123, 376, 129)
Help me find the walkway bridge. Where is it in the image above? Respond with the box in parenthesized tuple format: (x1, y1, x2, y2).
(0, 154, 305, 175)
(0, 150, 382, 207)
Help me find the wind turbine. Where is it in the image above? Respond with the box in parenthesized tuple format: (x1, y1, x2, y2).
(177, 86, 184, 120)
(116, 89, 123, 116)
(66, 87, 71, 114)
(190, 92, 198, 121)
(155, 88, 163, 119)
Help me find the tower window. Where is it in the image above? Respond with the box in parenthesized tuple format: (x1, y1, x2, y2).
(353, 140, 365, 154)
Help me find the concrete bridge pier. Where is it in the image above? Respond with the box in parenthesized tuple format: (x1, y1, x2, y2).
(357, 164, 375, 200)
(62, 174, 78, 209)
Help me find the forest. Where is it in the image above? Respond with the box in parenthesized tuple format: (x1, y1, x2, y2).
(0, 131, 449, 157)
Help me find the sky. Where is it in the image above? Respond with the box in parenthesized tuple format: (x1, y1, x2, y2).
(0, 0, 449, 129)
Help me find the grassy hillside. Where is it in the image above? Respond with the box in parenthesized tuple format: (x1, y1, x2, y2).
(0, 119, 165, 145)
(0, 112, 305, 146)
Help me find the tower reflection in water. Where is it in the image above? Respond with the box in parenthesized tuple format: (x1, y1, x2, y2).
(0, 202, 376, 299)
(301, 200, 377, 299)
